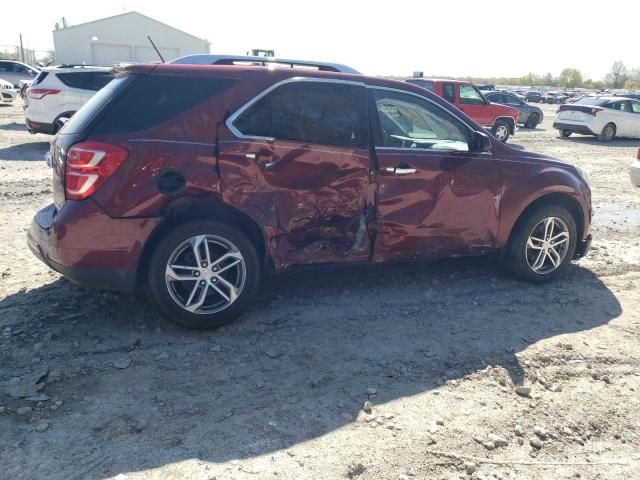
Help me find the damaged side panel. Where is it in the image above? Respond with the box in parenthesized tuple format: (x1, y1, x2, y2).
(218, 139, 375, 271)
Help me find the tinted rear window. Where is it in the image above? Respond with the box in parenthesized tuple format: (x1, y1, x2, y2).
(93, 75, 236, 134)
(60, 76, 132, 134)
(57, 71, 114, 91)
(233, 81, 368, 148)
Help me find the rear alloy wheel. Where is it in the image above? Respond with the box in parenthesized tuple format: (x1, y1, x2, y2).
(147, 221, 261, 329)
(503, 205, 577, 283)
(525, 113, 539, 129)
(492, 119, 511, 142)
(597, 123, 615, 142)
(559, 129, 573, 138)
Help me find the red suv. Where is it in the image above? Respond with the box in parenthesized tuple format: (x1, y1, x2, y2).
(28, 63, 592, 329)
(406, 79, 519, 142)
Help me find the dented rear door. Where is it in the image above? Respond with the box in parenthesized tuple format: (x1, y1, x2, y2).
(218, 78, 374, 271)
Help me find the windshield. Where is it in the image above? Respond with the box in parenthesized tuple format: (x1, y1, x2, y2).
(59, 75, 133, 134)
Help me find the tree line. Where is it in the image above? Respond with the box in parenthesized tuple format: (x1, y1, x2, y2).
(461, 61, 640, 90)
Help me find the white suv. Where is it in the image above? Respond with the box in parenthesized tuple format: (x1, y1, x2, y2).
(25, 66, 113, 135)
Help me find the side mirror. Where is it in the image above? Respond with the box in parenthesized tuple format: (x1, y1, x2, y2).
(473, 131, 492, 153)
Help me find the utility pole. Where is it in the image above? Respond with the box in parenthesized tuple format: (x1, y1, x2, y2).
(19, 34, 25, 62)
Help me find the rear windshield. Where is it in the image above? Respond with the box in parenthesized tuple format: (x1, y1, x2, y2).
(92, 75, 236, 134)
(59, 76, 132, 134)
(574, 97, 608, 106)
(406, 79, 434, 92)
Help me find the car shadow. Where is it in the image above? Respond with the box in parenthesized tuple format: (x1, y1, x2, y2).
(0, 121, 27, 132)
(0, 141, 49, 161)
(0, 257, 620, 479)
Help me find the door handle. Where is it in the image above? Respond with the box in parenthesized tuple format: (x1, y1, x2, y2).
(246, 151, 281, 170)
(386, 166, 416, 175)
(264, 155, 281, 170)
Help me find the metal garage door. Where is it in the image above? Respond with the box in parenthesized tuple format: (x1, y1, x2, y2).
(91, 44, 133, 65)
(133, 46, 180, 63)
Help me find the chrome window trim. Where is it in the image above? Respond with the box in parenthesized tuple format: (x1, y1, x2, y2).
(367, 85, 480, 152)
(226, 77, 366, 141)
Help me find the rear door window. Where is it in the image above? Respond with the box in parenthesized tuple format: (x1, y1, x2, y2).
(607, 101, 631, 112)
(233, 81, 368, 148)
(503, 94, 523, 106)
(631, 101, 640, 114)
(57, 71, 114, 91)
(442, 83, 455, 103)
(92, 75, 236, 134)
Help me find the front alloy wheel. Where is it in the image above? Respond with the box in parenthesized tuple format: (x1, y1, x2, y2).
(525, 217, 570, 275)
(502, 205, 577, 283)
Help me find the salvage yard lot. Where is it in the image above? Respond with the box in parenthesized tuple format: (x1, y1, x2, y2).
(1, 101, 639, 479)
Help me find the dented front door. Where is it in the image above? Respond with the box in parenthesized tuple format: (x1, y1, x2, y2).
(218, 79, 373, 271)
(369, 87, 501, 263)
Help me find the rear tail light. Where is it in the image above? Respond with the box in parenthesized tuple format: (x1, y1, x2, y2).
(637, 148, 640, 161)
(27, 88, 60, 99)
(587, 107, 603, 117)
(65, 141, 128, 200)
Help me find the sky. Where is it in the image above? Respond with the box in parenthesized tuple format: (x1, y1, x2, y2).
(2, 0, 639, 80)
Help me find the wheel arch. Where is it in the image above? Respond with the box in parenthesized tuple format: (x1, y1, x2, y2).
(494, 115, 516, 134)
(502, 192, 585, 255)
(53, 111, 76, 133)
(136, 196, 269, 287)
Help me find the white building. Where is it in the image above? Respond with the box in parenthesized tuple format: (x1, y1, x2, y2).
(53, 11, 210, 65)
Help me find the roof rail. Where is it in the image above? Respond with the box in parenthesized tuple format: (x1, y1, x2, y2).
(169, 54, 359, 74)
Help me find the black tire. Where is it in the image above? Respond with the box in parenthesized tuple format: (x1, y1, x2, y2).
(53, 113, 73, 134)
(559, 129, 572, 138)
(491, 119, 511, 142)
(147, 220, 261, 329)
(597, 123, 615, 142)
(525, 113, 539, 129)
(502, 205, 577, 283)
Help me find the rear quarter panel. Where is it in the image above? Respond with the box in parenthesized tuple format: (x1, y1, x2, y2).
(91, 78, 248, 218)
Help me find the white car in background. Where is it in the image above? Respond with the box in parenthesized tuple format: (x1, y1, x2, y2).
(0, 78, 16, 104)
(631, 148, 640, 187)
(25, 66, 113, 134)
(0, 60, 39, 87)
(554, 96, 640, 142)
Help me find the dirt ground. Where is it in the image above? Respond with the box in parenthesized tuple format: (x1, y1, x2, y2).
(1, 100, 639, 480)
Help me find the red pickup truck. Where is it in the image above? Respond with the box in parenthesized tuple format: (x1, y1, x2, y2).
(406, 78, 518, 142)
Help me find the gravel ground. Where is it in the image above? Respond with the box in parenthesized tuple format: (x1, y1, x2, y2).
(1, 101, 639, 480)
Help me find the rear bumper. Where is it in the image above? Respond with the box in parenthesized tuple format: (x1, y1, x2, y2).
(25, 117, 56, 135)
(27, 200, 161, 292)
(573, 234, 592, 260)
(553, 122, 596, 135)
